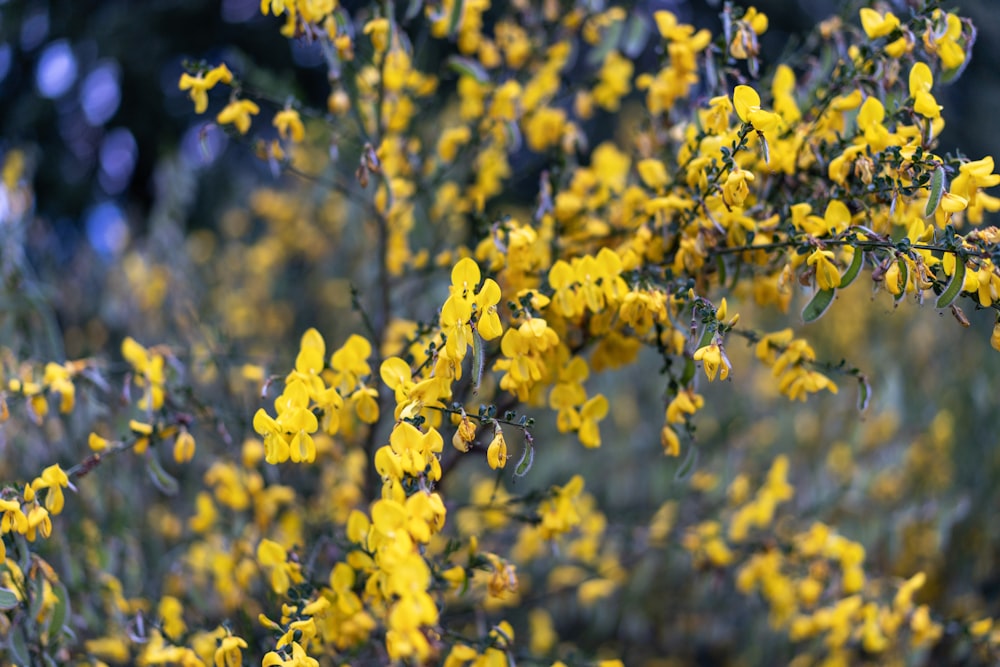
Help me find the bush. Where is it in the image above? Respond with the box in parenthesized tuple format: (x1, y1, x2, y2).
(3, 1, 1000, 665)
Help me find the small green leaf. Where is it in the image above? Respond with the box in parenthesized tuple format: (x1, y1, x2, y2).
(936, 257, 966, 308)
(447, 56, 488, 84)
(622, 14, 651, 58)
(680, 357, 696, 386)
(924, 165, 945, 217)
(47, 580, 70, 641)
(802, 288, 836, 323)
(146, 454, 179, 496)
(29, 573, 45, 620)
(586, 17, 625, 67)
(857, 375, 872, 412)
(512, 434, 535, 482)
(447, 0, 465, 37)
(472, 331, 484, 395)
(695, 323, 715, 350)
(10, 624, 30, 664)
(674, 442, 698, 481)
(839, 248, 864, 288)
(503, 120, 522, 153)
(405, 0, 423, 20)
(0, 587, 19, 610)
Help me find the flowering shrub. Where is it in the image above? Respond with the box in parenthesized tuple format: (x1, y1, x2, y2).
(4, 1, 1000, 665)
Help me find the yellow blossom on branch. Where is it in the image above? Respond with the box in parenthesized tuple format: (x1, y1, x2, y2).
(693, 342, 731, 382)
(486, 425, 507, 469)
(178, 63, 233, 114)
(807, 249, 841, 290)
(859, 8, 900, 39)
(217, 98, 260, 135)
(732, 85, 780, 133)
(273, 107, 305, 142)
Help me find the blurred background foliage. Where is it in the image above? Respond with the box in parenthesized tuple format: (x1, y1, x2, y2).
(3, 0, 1000, 665)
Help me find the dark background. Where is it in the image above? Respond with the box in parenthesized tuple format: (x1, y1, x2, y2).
(1, 0, 998, 247)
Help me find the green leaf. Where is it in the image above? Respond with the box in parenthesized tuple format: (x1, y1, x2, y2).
(447, 0, 465, 37)
(935, 257, 966, 308)
(146, 454, 179, 496)
(10, 624, 29, 664)
(680, 357, 696, 386)
(924, 165, 945, 217)
(856, 375, 872, 412)
(457, 569, 470, 596)
(0, 587, 19, 610)
(802, 288, 836, 323)
(471, 331, 484, 395)
(503, 120, 522, 153)
(838, 248, 864, 288)
(404, 0, 423, 21)
(674, 442, 698, 481)
(622, 14, 651, 58)
(586, 17, 625, 67)
(512, 434, 535, 481)
(29, 573, 45, 620)
(47, 580, 70, 641)
(695, 323, 715, 350)
(447, 56, 488, 84)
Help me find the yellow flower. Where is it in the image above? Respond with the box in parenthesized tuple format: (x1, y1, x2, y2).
(178, 64, 233, 114)
(173, 429, 196, 464)
(593, 51, 633, 112)
(351, 386, 380, 424)
(661, 425, 681, 456)
(909, 62, 941, 119)
(256, 539, 302, 595)
(693, 342, 731, 381)
(25, 504, 52, 540)
(452, 413, 476, 452)
(214, 633, 248, 667)
(0, 498, 28, 534)
(807, 249, 841, 290)
(437, 126, 472, 163)
(158, 595, 187, 640)
(666, 389, 704, 424)
(263, 642, 319, 667)
(859, 8, 900, 39)
(85, 637, 131, 662)
(722, 166, 755, 208)
(924, 10, 966, 70)
(970, 618, 993, 637)
(941, 191, 968, 213)
(273, 107, 305, 142)
(732, 85, 779, 132)
(30, 464, 70, 515)
(577, 394, 608, 448)
(487, 426, 507, 469)
(42, 362, 75, 413)
(637, 158, 669, 190)
(364, 17, 391, 54)
(217, 98, 260, 135)
(122, 337, 166, 410)
(729, 7, 767, 59)
(88, 432, 110, 452)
